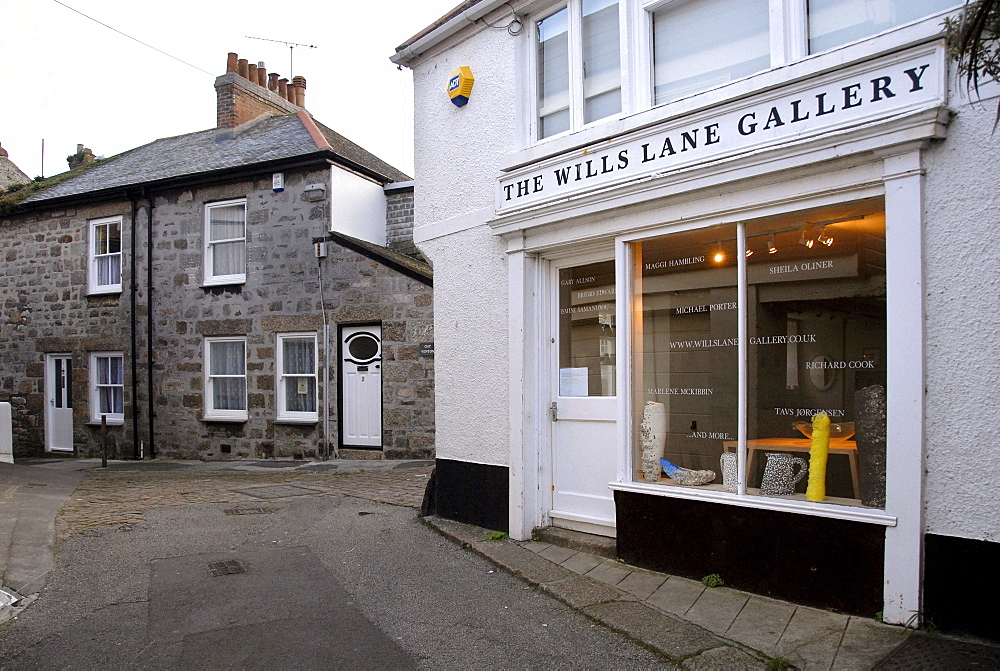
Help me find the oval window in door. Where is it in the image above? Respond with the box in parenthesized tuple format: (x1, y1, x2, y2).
(345, 332, 380, 364)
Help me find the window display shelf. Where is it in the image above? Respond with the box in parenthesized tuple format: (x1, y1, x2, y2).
(611, 479, 896, 526)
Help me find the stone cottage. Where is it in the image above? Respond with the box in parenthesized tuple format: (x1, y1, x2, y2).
(0, 53, 434, 461)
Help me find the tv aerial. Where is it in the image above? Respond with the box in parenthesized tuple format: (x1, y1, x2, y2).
(245, 36, 317, 77)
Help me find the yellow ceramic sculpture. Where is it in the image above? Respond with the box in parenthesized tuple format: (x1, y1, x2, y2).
(806, 412, 831, 501)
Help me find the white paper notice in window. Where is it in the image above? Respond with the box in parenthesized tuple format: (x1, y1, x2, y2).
(559, 367, 590, 397)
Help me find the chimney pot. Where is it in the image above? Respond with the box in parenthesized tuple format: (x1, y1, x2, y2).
(292, 76, 306, 106)
(227, 53, 238, 73)
(256, 62, 267, 87)
(237, 58, 249, 79)
(247, 63, 257, 83)
(267, 73, 279, 91)
(278, 78, 288, 99)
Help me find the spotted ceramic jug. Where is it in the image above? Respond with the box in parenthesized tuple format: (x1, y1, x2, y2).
(760, 452, 808, 496)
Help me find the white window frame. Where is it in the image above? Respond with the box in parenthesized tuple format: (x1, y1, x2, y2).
(531, 0, 631, 141)
(88, 216, 123, 295)
(204, 337, 248, 422)
(523, 0, 958, 147)
(89, 352, 124, 425)
(203, 198, 247, 286)
(276, 333, 319, 423)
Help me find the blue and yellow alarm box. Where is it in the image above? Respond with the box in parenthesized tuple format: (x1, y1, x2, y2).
(448, 66, 475, 107)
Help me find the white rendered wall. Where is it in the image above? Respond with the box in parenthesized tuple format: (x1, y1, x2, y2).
(922, 82, 1000, 544)
(411, 23, 517, 466)
(330, 165, 387, 246)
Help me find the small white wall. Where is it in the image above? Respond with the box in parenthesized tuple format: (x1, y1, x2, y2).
(411, 22, 518, 467)
(0, 402, 12, 464)
(330, 165, 387, 246)
(923, 81, 1000, 544)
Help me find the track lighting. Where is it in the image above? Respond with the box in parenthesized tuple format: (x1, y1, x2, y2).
(817, 226, 834, 246)
(799, 227, 814, 248)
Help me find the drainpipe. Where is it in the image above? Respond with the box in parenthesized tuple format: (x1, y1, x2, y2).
(129, 195, 140, 459)
(145, 194, 156, 458)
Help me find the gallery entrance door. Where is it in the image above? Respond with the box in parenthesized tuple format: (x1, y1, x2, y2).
(549, 258, 618, 537)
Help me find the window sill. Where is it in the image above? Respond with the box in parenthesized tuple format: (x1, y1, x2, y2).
(609, 481, 897, 526)
(200, 415, 248, 423)
(87, 418, 124, 426)
(202, 280, 246, 290)
(274, 417, 319, 425)
(86, 289, 122, 298)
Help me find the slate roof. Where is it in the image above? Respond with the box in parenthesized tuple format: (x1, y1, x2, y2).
(326, 231, 433, 286)
(21, 113, 409, 205)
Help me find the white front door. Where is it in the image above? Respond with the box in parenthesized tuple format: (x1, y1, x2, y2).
(340, 325, 382, 448)
(45, 354, 74, 452)
(550, 259, 618, 537)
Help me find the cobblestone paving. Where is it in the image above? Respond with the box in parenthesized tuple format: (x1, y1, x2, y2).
(57, 466, 433, 536)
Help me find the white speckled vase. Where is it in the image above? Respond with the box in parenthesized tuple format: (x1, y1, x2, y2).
(640, 402, 667, 482)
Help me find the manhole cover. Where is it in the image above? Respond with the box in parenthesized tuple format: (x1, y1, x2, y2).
(876, 634, 1000, 669)
(208, 560, 247, 576)
(236, 484, 323, 499)
(224, 506, 278, 516)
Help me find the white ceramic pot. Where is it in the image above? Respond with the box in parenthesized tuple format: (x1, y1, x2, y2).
(640, 401, 667, 482)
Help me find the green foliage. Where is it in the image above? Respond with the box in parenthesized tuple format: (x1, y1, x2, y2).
(766, 656, 792, 670)
(701, 573, 724, 588)
(944, 1, 1000, 126)
(875, 610, 884, 622)
(485, 531, 509, 542)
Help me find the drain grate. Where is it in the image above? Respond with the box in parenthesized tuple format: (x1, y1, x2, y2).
(208, 560, 247, 576)
(876, 634, 1000, 669)
(223, 506, 278, 516)
(236, 484, 323, 500)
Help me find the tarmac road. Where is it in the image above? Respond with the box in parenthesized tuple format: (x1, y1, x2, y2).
(0, 465, 666, 669)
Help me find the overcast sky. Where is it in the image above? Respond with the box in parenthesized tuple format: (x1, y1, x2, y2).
(1, 0, 460, 180)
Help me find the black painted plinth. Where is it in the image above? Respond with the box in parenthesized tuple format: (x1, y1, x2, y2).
(924, 534, 1000, 641)
(615, 490, 885, 616)
(434, 458, 509, 532)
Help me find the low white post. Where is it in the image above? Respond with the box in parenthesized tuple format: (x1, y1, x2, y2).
(0, 402, 12, 464)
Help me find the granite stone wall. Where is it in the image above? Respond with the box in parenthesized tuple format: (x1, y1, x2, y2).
(0, 165, 433, 460)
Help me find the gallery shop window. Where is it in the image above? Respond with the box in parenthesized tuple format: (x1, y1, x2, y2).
(276, 333, 318, 422)
(204, 337, 248, 421)
(631, 199, 886, 509)
(88, 216, 122, 294)
(558, 260, 617, 396)
(808, 0, 958, 54)
(204, 199, 247, 286)
(89, 352, 124, 424)
(536, 0, 622, 139)
(651, 0, 769, 105)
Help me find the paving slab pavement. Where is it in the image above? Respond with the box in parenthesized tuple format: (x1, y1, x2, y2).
(424, 516, 1000, 670)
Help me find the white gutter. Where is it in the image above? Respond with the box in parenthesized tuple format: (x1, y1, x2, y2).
(391, 0, 513, 66)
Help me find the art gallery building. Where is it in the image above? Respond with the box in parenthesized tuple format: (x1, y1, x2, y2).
(394, 0, 999, 636)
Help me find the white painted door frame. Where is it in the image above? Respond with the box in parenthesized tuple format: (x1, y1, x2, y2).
(339, 325, 383, 449)
(44, 353, 74, 453)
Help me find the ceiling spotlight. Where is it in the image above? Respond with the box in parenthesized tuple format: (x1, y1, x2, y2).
(768, 234, 777, 254)
(799, 227, 814, 248)
(713, 251, 725, 263)
(817, 226, 834, 246)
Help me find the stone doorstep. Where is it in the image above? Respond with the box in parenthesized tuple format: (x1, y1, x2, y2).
(532, 526, 617, 560)
(422, 516, 768, 668)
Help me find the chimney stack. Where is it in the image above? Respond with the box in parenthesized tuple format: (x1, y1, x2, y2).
(215, 52, 306, 129)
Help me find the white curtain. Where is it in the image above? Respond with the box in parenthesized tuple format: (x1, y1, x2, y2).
(96, 355, 123, 414)
(583, 0, 621, 124)
(210, 205, 246, 277)
(653, 0, 770, 104)
(537, 7, 570, 139)
(210, 341, 246, 410)
(808, 0, 955, 53)
(94, 223, 122, 287)
(283, 338, 316, 413)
